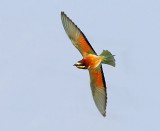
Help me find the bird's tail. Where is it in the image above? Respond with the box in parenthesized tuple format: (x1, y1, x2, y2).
(100, 50, 115, 67)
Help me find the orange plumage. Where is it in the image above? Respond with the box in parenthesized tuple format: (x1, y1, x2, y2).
(61, 12, 115, 117)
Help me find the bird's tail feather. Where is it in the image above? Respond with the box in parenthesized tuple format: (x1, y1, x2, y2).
(100, 50, 115, 67)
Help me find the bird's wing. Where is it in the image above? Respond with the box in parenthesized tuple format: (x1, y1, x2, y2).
(61, 12, 96, 57)
(88, 66, 107, 117)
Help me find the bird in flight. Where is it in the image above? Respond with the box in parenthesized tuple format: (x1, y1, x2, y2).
(61, 12, 115, 117)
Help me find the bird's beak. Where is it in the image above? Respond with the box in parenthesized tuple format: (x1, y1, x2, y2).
(73, 62, 81, 66)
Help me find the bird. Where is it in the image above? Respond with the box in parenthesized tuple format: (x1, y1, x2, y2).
(61, 12, 115, 117)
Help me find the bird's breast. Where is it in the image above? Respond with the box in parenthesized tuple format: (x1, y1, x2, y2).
(83, 54, 104, 69)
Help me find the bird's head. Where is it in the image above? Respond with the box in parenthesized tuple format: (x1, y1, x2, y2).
(73, 61, 87, 69)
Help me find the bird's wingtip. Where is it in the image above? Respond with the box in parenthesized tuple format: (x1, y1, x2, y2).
(102, 112, 106, 117)
(61, 11, 65, 15)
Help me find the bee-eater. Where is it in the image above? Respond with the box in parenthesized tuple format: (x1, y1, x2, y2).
(61, 12, 115, 117)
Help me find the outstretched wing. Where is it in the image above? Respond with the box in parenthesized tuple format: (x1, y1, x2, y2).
(89, 66, 107, 117)
(61, 12, 96, 57)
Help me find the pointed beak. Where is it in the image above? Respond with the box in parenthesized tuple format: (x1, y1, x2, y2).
(73, 63, 78, 66)
(73, 62, 81, 66)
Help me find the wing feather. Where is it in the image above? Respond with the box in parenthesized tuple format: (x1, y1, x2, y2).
(61, 12, 96, 57)
(89, 66, 107, 117)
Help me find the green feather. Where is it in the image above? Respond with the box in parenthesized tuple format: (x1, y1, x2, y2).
(100, 50, 115, 67)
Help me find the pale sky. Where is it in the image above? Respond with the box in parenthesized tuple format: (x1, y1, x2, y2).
(0, 0, 160, 131)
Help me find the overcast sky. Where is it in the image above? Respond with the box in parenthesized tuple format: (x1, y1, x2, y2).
(0, 0, 160, 131)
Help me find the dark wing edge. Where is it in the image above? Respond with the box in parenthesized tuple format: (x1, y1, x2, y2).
(100, 66, 107, 117)
(61, 11, 97, 55)
(89, 65, 107, 117)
